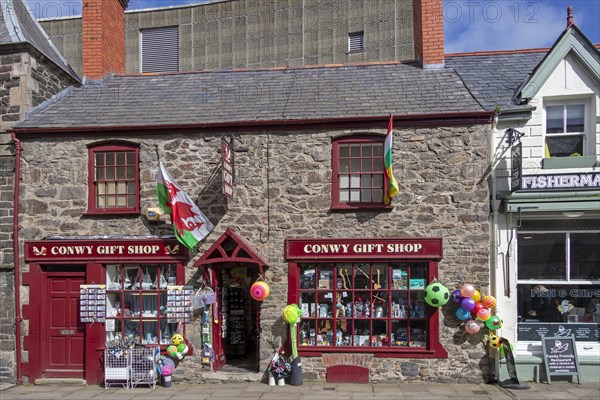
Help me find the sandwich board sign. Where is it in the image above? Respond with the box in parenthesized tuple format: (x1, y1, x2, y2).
(541, 335, 581, 384)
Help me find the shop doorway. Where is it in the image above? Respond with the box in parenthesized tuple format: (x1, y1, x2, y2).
(41, 266, 86, 378)
(194, 227, 270, 373)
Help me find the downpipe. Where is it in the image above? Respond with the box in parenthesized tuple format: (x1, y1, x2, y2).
(11, 132, 22, 385)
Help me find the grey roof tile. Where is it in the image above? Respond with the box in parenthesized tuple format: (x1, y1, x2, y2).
(446, 52, 546, 111)
(16, 63, 485, 129)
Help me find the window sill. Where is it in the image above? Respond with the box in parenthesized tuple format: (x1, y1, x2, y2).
(542, 156, 597, 170)
(83, 210, 141, 216)
(299, 346, 447, 358)
(330, 204, 394, 211)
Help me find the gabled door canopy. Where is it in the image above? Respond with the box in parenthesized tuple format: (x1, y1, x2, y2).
(193, 227, 269, 268)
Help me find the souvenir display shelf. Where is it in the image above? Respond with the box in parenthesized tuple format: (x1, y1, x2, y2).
(298, 262, 428, 348)
(226, 285, 247, 356)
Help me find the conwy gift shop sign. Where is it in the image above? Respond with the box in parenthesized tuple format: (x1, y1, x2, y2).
(285, 238, 442, 260)
(25, 239, 188, 262)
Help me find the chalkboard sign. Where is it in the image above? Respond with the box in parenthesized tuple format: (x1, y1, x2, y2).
(541, 335, 581, 384)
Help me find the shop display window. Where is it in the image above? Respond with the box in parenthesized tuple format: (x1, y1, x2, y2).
(106, 264, 178, 345)
(292, 261, 441, 354)
(516, 231, 600, 342)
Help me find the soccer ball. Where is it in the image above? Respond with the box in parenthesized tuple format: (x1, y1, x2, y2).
(488, 333, 501, 349)
(171, 333, 184, 346)
(423, 282, 450, 307)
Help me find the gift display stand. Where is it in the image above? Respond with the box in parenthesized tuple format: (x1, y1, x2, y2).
(130, 345, 159, 389)
(104, 348, 129, 389)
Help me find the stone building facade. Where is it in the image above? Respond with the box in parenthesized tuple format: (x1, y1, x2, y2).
(1, 0, 80, 383)
(14, 122, 491, 383)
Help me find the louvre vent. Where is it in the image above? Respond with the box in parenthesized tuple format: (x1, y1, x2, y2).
(348, 31, 364, 52)
(519, 219, 600, 231)
(141, 26, 179, 73)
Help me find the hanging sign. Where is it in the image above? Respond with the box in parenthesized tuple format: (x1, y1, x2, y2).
(511, 142, 522, 192)
(166, 285, 194, 323)
(80, 285, 106, 323)
(222, 139, 234, 199)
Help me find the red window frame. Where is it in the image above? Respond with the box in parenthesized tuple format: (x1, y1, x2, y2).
(105, 263, 186, 350)
(331, 135, 392, 210)
(87, 142, 140, 215)
(287, 238, 447, 359)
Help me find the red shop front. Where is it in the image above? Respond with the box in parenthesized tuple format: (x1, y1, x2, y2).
(21, 238, 188, 384)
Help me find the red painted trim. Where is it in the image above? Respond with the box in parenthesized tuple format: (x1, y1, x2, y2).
(21, 264, 43, 382)
(193, 227, 269, 267)
(87, 142, 140, 214)
(86, 263, 105, 385)
(11, 112, 493, 136)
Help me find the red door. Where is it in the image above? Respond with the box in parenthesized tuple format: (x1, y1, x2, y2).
(42, 271, 85, 378)
(210, 268, 227, 371)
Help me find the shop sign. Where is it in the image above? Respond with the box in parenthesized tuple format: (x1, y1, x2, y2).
(222, 140, 234, 199)
(511, 142, 522, 192)
(541, 335, 581, 384)
(285, 238, 442, 260)
(520, 172, 600, 191)
(517, 323, 600, 342)
(25, 239, 188, 262)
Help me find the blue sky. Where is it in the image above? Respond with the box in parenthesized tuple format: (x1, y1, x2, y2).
(26, 0, 600, 53)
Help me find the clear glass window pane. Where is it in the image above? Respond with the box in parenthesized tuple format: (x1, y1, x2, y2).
(116, 153, 125, 166)
(361, 175, 371, 187)
(127, 195, 135, 207)
(566, 104, 585, 132)
(350, 144, 360, 157)
(126, 152, 135, 165)
(97, 183, 106, 195)
(339, 159, 349, 173)
(350, 159, 361, 172)
(372, 189, 383, 203)
(126, 166, 135, 179)
(339, 144, 349, 158)
(299, 320, 316, 346)
(373, 158, 383, 172)
(362, 145, 372, 157)
(116, 167, 125, 180)
(97, 196, 105, 208)
(350, 175, 360, 188)
(127, 182, 136, 194)
(546, 136, 583, 158)
(142, 321, 158, 344)
(106, 153, 115, 166)
(95, 153, 104, 166)
(107, 197, 116, 207)
(95, 167, 104, 180)
(117, 196, 127, 207)
(301, 292, 316, 317)
(373, 144, 383, 156)
(106, 167, 115, 180)
(107, 183, 116, 195)
(350, 190, 360, 201)
(361, 189, 371, 202)
(362, 159, 372, 172)
(410, 321, 427, 347)
(339, 190, 349, 202)
(546, 105, 564, 133)
(570, 233, 600, 280)
(373, 174, 383, 187)
(117, 182, 126, 194)
(339, 175, 349, 189)
(518, 233, 566, 280)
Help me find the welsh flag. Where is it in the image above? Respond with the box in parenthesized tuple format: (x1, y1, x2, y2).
(384, 115, 399, 205)
(156, 162, 214, 250)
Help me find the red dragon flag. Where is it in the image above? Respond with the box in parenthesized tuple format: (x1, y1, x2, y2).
(156, 162, 214, 250)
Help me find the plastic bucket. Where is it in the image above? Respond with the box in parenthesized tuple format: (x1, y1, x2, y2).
(162, 374, 172, 388)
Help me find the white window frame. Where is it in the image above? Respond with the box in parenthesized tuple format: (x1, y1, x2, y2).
(543, 99, 591, 157)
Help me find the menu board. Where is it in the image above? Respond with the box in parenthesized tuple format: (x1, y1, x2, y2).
(518, 322, 600, 342)
(541, 335, 581, 384)
(166, 285, 194, 323)
(79, 285, 106, 323)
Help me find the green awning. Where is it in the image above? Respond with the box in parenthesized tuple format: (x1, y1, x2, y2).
(504, 191, 600, 213)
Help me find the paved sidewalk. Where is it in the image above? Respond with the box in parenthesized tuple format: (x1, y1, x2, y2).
(1, 381, 599, 400)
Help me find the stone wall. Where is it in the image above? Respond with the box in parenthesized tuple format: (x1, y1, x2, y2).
(41, 0, 415, 76)
(17, 123, 491, 383)
(0, 50, 76, 384)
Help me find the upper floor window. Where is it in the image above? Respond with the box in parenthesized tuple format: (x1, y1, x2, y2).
(348, 31, 365, 53)
(87, 142, 140, 215)
(332, 136, 388, 209)
(141, 26, 179, 73)
(545, 103, 586, 157)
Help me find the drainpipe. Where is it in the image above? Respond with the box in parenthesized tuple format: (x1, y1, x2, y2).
(489, 114, 500, 383)
(11, 132, 22, 385)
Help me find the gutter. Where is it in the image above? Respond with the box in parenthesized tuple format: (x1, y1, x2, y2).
(11, 132, 22, 385)
(12, 111, 494, 136)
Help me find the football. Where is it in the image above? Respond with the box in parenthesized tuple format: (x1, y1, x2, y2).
(424, 282, 450, 307)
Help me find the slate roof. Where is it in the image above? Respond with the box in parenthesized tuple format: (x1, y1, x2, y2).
(15, 62, 486, 129)
(446, 51, 546, 111)
(0, 0, 78, 80)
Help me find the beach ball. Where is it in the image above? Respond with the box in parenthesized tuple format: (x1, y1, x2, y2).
(460, 283, 476, 298)
(485, 316, 503, 330)
(177, 343, 187, 353)
(282, 304, 302, 324)
(488, 333, 501, 349)
(471, 302, 485, 316)
(460, 297, 476, 311)
(451, 289, 463, 304)
(424, 282, 450, 307)
(166, 345, 178, 357)
(482, 295, 497, 309)
(171, 333, 184, 346)
(477, 308, 491, 321)
(471, 290, 481, 302)
(464, 320, 481, 335)
(250, 281, 270, 301)
(456, 307, 471, 321)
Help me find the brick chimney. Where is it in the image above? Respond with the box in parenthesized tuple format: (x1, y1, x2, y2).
(82, 0, 129, 79)
(413, 0, 444, 69)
